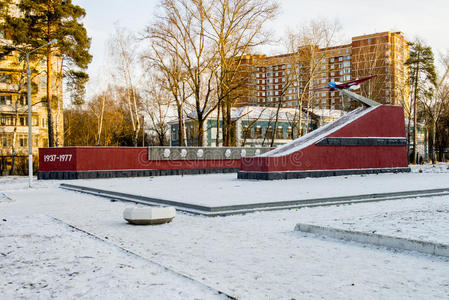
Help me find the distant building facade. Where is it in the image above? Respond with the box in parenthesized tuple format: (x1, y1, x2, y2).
(169, 106, 326, 147)
(236, 31, 410, 111)
(0, 40, 63, 174)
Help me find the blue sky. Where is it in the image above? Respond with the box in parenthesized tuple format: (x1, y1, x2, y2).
(74, 0, 449, 97)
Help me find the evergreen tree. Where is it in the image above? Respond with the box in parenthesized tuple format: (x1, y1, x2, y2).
(405, 40, 436, 164)
(1, 0, 92, 147)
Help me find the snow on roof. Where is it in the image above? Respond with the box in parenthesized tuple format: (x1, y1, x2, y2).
(179, 105, 303, 122)
(168, 106, 347, 124)
(231, 106, 300, 121)
(308, 108, 346, 118)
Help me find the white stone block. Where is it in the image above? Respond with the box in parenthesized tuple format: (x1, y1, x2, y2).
(123, 206, 176, 225)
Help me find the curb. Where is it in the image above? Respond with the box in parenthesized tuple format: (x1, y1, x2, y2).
(294, 223, 449, 258)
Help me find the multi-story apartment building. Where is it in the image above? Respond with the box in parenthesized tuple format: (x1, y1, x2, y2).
(237, 32, 410, 111)
(0, 42, 63, 174)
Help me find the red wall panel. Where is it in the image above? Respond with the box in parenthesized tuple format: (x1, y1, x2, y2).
(240, 105, 409, 173)
(39, 147, 240, 172)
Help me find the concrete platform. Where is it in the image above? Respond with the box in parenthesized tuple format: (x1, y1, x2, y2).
(61, 183, 449, 216)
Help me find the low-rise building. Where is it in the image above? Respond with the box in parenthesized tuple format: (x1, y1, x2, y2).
(169, 106, 330, 147)
(0, 42, 63, 174)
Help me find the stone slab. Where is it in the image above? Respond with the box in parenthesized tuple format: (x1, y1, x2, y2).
(38, 168, 239, 180)
(294, 223, 449, 258)
(237, 167, 411, 180)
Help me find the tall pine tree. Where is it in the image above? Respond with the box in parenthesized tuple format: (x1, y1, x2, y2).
(1, 0, 92, 147)
(405, 41, 436, 164)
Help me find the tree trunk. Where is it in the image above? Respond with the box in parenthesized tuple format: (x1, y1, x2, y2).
(407, 111, 412, 161)
(297, 93, 304, 138)
(222, 101, 228, 146)
(197, 119, 205, 146)
(215, 102, 220, 146)
(270, 98, 282, 147)
(47, 50, 55, 147)
(225, 100, 232, 146)
(432, 118, 437, 162)
(96, 95, 105, 145)
(10, 104, 18, 175)
(176, 103, 184, 146)
(412, 54, 420, 164)
(305, 96, 311, 134)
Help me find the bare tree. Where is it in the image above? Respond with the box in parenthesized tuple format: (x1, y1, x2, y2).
(143, 34, 189, 146)
(142, 73, 172, 146)
(421, 52, 449, 161)
(285, 19, 340, 137)
(148, 0, 221, 146)
(108, 27, 142, 146)
(202, 0, 279, 146)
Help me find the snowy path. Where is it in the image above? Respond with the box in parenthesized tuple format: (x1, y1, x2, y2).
(1, 174, 449, 299)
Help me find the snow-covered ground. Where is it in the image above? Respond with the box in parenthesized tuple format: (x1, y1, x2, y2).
(298, 195, 449, 245)
(1, 167, 449, 299)
(66, 163, 449, 207)
(0, 215, 226, 299)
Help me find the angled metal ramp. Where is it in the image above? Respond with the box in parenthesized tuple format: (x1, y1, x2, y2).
(341, 89, 381, 107)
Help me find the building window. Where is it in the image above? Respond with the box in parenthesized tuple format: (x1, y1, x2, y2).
(19, 137, 27, 147)
(287, 127, 293, 139)
(265, 127, 273, 139)
(276, 127, 284, 139)
(171, 129, 178, 141)
(0, 74, 12, 83)
(242, 126, 252, 139)
(254, 126, 262, 138)
(19, 117, 27, 126)
(0, 95, 12, 105)
(17, 96, 26, 106)
(3, 115, 13, 125)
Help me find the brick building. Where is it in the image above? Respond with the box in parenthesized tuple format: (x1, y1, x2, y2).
(237, 32, 410, 111)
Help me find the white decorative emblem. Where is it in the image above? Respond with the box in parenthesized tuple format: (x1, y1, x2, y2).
(240, 149, 246, 157)
(255, 149, 261, 156)
(225, 149, 232, 158)
(163, 149, 171, 158)
(197, 149, 204, 158)
(180, 149, 187, 158)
